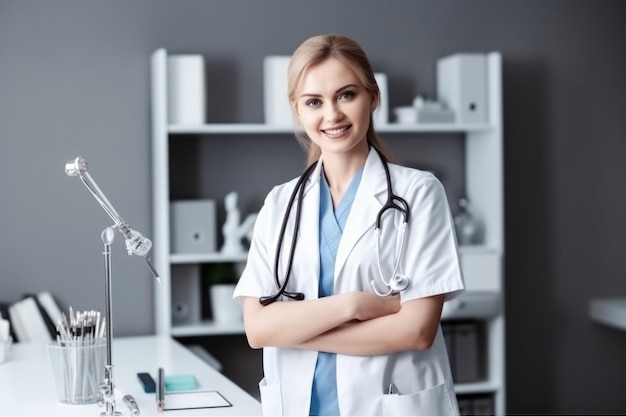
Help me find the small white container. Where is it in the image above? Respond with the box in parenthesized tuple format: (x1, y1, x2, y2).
(393, 106, 417, 124)
(210, 284, 243, 323)
(373, 73, 389, 126)
(263, 56, 293, 127)
(167, 55, 206, 124)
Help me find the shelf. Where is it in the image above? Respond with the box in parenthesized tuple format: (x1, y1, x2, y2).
(152, 48, 505, 415)
(589, 297, 626, 331)
(171, 319, 245, 337)
(170, 252, 248, 264)
(454, 381, 499, 395)
(457, 244, 499, 255)
(168, 122, 493, 135)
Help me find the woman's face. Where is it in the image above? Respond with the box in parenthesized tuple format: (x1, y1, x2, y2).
(293, 58, 375, 159)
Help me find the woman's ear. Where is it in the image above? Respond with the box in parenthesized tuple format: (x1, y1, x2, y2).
(370, 91, 379, 113)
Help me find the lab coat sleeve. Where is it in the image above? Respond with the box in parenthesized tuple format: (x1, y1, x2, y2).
(233, 188, 279, 303)
(401, 174, 465, 303)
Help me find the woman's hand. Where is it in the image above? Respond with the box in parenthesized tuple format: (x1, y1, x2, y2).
(349, 292, 401, 321)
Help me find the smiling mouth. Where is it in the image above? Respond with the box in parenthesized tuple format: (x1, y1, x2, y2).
(322, 126, 351, 135)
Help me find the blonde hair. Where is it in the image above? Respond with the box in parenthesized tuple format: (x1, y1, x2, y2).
(287, 34, 396, 166)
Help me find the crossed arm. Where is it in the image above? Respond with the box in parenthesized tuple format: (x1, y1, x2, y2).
(241, 292, 445, 356)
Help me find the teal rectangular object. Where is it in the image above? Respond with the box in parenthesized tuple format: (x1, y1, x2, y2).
(164, 374, 198, 391)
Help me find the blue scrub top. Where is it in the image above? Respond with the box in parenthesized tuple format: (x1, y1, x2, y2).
(309, 166, 364, 416)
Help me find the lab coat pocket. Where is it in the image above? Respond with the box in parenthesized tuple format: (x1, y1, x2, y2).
(382, 382, 457, 416)
(259, 377, 283, 416)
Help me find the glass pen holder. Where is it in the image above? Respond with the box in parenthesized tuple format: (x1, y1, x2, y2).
(47, 339, 106, 404)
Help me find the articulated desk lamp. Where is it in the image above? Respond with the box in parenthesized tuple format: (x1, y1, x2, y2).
(65, 156, 160, 416)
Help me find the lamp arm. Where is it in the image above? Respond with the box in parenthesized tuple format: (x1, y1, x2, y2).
(65, 156, 126, 227)
(65, 156, 160, 280)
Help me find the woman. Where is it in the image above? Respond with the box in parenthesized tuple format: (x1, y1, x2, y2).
(234, 34, 465, 416)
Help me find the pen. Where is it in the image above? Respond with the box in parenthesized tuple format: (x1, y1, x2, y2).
(157, 367, 165, 413)
(388, 383, 398, 395)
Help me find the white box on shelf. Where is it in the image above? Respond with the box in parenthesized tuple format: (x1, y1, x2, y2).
(393, 106, 455, 124)
(393, 106, 417, 124)
(437, 54, 488, 124)
(263, 56, 293, 126)
(416, 107, 455, 123)
(167, 55, 206, 124)
(170, 199, 217, 254)
(373, 73, 389, 126)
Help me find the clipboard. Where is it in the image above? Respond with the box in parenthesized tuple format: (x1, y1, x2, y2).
(163, 390, 232, 411)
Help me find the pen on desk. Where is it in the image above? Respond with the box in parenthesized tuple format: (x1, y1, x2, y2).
(157, 367, 165, 413)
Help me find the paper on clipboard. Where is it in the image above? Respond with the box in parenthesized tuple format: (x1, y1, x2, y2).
(163, 390, 231, 410)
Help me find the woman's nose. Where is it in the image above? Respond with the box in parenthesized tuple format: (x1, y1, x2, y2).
(325, 103, 343, 122)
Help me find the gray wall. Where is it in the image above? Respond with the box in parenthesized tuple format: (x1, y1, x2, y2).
(1, 0, 625, 414)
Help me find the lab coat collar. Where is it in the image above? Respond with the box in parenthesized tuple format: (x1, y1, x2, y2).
(301, 148, 387, 199)
(302, 157, 324, 196)
(335, 148, 387, 279)
(297, 148, 387, 293)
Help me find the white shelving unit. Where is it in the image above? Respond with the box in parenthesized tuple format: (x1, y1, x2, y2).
(150, 48, 505, 414)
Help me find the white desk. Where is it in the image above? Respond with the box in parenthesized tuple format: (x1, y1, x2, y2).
(0, 335, 261, 416)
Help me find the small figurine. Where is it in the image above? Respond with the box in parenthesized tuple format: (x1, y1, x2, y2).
(220, 192, 257, 254)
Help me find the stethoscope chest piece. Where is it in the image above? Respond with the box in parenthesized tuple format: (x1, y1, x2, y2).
(390, 274, 410, 292)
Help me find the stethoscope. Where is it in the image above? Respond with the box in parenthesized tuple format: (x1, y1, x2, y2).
(259, 147, 410, 306)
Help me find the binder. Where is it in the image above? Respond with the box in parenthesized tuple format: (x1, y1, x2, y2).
(8, 297, 53, 343)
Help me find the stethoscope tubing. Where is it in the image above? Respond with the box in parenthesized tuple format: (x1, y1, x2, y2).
(260, 147, 410, 306)
(372, 221, 408, 297)
(259, 162, 316, 306)
(371, 149, 410, 295)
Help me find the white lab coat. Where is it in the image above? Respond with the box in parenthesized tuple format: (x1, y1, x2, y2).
(234, 148, 465, 416)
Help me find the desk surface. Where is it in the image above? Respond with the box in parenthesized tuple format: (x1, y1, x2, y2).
(0, 335, 261, 416)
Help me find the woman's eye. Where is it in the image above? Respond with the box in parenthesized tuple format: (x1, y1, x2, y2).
(306, 99, 321, 107)
(339, 91, 355, 100)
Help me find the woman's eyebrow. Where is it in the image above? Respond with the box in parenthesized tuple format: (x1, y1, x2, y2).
(299, 84, 360, 98)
